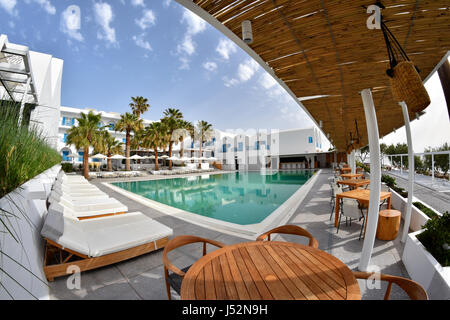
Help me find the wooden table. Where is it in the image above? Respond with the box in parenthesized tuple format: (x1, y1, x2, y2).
(340, 173, 364, 180)
(340, 167, 352, 174)
(337, 179, 370, 189)
(334, 189, 392, 227)
(180, 241, 361, 300)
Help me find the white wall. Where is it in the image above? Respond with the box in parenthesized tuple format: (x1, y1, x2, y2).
(28, 51, 63, 149)
(277, 128, 318, 156)
(0, 165, 60, 300)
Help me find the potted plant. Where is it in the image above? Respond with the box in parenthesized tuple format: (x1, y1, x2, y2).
(402, 212, 450, 300)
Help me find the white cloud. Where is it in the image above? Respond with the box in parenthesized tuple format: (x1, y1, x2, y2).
(203, 61, 218, 72)
(237, 59, 259, 82)
(223, 59, 260, 87)
(177, 35, 195, 56)
(133, 34, 152, 51)
(32, 0, 55, 14)
(181, 9, 206, 36)
(223, 76, 240, 88)
(178, 56, 190, 70)
(131, 0, 145, 7)
(216, 38, 237, 60)
(175, 9, 207, 69)
(61, 6, 83, 42)
(94, 2, 117, 46)
(0, 0, 17, 15)
(163, 0, 172, 8)
(259, 72, 277, 89)
(135, 9, 156, 30)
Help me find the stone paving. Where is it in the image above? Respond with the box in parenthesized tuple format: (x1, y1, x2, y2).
(49, 169, 410, 300)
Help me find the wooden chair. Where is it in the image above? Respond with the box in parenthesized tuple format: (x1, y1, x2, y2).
(353, 271, 428, 300)
(162, 235, 225, 300)
(256, 225, 319, 248)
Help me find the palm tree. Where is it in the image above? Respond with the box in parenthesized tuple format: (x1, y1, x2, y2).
(96, 131, 123, 171)
(196, 120, 214, 158)
(185, 121, 195, 157)
(66, 111, 103, 179)
(115, 112, 143, 171)
(142, 122, 167, 171)
(162, 108, 183, 170)
(130, 96, 150, 119)
(172, 120, 191, 159)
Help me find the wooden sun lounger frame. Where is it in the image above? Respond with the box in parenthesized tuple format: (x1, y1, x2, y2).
(43, 236, 169, 281)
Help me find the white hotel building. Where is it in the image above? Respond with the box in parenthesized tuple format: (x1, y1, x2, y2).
(58, 106, 153, 163)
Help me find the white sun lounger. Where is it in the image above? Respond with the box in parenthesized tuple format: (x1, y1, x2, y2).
(49, 198, 128, 219)
(41, 211, 173, 281)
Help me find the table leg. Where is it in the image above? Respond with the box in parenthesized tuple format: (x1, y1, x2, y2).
(387, 196, 392, 209)
(335, 196, 341, 227)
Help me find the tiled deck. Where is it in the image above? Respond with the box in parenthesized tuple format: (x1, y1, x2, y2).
(49, 169, 410, 300)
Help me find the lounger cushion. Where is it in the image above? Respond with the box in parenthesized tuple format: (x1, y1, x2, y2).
(41, 211, 90, 256)
(82, 212, 173, 257)
(41, 212, 173, 258)
(49, 200, 128, 218)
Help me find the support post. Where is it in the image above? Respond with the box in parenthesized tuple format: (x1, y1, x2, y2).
(432, 154, 435, 184)
(359, 89, 381, 271)
(401, 155, 403, 175)
(18, 77, 31, 126)
(400, 102, 415, 243)
(351, 150, 356, 174)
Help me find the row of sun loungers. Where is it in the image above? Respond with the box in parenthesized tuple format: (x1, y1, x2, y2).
(40, 170, 173, 281)
(150, 163, 215, 175)
(88, 171, 146, 179)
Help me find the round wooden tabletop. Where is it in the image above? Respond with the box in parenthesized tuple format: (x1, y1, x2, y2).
(180, 241, 361, 300)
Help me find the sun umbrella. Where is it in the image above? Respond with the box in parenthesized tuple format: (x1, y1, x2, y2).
(91, 153, 107, 159)
(168, 156, 180, 161)
(180, 156, 191, 162)
(130, 155, 144, 160)
(160, 155, 169, 159)
(208, 157, 218, 161)
(110, 155, 126, 159)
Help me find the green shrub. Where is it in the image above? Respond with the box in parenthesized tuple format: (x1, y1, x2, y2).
(416, 212, 450, 267)
(413, 202, 439, 219)
(0, 99, 61, 198)
(61, 163, 73, 173)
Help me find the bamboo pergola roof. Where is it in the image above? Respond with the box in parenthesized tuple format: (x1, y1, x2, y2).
(178, 0, 450, 152)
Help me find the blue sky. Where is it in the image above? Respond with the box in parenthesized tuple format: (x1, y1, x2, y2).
(1, 0, 448, 152)
(0, 0, 315, 133)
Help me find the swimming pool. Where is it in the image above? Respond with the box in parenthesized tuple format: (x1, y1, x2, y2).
(112, 171, 315, 225)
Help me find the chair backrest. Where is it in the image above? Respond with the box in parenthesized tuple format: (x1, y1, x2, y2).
(353, 271, 428, 300)
(333, 183, 342, 196)
(341, 198, 362, 219)
(256, 225, 319, 248)
(162, 235, 225, 277)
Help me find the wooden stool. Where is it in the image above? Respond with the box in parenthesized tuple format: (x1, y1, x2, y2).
(376, 210, 401, 240)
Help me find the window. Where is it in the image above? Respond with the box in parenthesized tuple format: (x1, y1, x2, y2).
(255, 141, 260, 150)
(78, 151, 83, 163)
(71, 118, 75, 126)
(109, 122, 115, 131)
(63, 133, 67, 143)
(62, 117, 66, 126)
(62, 151, 69, 161)
(308, 137, 313, 144)
(238, 142, 243, 152)
(123, 138, 126, 143)
(222, 144, 227, 153)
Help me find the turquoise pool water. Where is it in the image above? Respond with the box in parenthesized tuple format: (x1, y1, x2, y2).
(112, 171, 315, 225)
